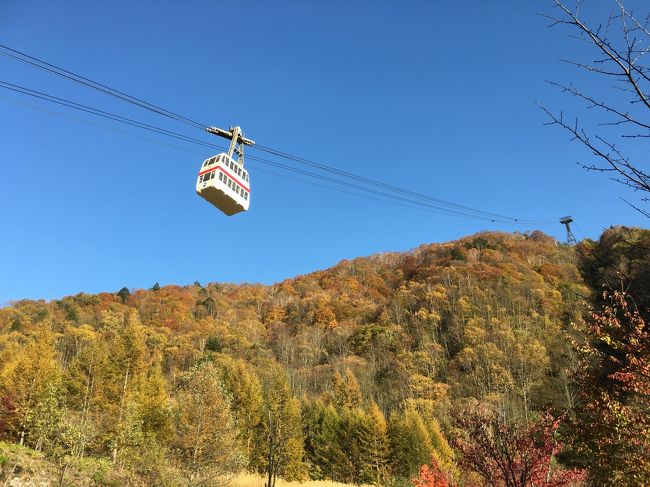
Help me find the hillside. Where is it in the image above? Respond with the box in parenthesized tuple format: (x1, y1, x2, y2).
(0, 228, 647, 486)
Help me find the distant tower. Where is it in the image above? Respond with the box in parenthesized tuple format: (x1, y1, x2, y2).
(560, 216, 577, 245)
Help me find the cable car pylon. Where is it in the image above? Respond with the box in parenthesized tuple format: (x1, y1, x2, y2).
(559, 216, 577, 245)
(196, 126, 255, 216)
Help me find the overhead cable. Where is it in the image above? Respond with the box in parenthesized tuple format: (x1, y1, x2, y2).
(0, 43, 555, 224)
(0, 44, 208, 130)
(253, 144, 548, 224)
(0, 79, 535, 222)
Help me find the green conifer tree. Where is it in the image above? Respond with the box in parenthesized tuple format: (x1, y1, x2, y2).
(338, 407, 366, 484)
(216, 355, 264, 467)
(388, 406, 434, 479)
(332, 368, 363, 411)
(407, 399, 456, 476)
(303, 400, 348, 482)
(256, 367, 306, 486)
(172, 362, 243, 484)
(360, 401, 390, 484)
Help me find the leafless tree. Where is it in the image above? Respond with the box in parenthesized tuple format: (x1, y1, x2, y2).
(540, 0, 650, 217)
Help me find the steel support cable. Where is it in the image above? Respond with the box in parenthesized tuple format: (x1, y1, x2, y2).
(3, 91, 464, 215)
(0, 43, 554, 224)
(254, 144, 551, 224)
(244, 163, 458, 214)
(1, 90, 442, 214)
(243, 153, 523, 221)
(0, 81, 217, 149)
(1, 81, 533, 222)
(0, 44, 207, 130)
(0, 80, 547, 222)
(0, 44, 556, 225)
(0, 94, 214, 156)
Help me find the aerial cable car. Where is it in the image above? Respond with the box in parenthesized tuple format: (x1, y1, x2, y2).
(196, 125, 255, 216)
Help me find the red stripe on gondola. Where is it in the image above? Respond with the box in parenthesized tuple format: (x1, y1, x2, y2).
(198, 166, 250, 193)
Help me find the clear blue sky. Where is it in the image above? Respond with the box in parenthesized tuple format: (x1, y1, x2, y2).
(1, 1, 648, 304)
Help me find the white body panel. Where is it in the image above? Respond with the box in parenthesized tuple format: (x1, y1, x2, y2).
(196, 153, 251, 216)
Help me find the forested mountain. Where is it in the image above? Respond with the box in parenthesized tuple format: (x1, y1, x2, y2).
(0, 228, 648, 486)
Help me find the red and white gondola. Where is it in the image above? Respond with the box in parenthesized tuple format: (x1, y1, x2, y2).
(196, 125, 254, 216)
(196, 153, 251, 216)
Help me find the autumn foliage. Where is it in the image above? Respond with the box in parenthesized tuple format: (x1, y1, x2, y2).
(451, 409, 585, 487)
(0, 228, 647, 484)
(413, 456, 455, 487)
(570, 290, 650, 484)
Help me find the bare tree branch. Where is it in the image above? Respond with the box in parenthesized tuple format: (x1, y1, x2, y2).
(537, 103, 650, 193)
(541, 1, 650, 217)
(621, 197, 650, 217)
(546, 80, 650, 130)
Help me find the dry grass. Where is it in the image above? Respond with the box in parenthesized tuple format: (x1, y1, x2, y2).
(230, 473, 364, 487)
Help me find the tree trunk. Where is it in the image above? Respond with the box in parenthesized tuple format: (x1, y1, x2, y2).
(112, 361, 130, 464)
